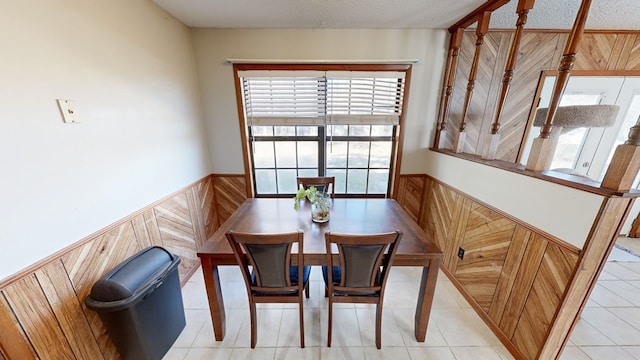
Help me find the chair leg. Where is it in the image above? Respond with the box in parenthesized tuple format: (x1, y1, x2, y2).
(299, 298, 305, 348)
(375, 302, 382, 349)
(327, 299, 333, 347)
(305, 282, 310, 299)
(249, 301, 257, 349)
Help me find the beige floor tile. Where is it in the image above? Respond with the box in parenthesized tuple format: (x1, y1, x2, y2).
(275, 346, 321, 360)
(355, 307, 406, 347)
(235, 308, 284, 348)
(603, 263, 640, 280)
(588, 283, 635, 307)
(191, 309, 246, 348)
(608, 308, 640, 333)
(431, 308, 502, 347)
(449, 346, 510, 360)
(362, 346, 411, 360)
(277, 308, 309, 347)
(183, 348, 234, 360)
(325, 307, 363, 347)
(229, 347, 277, 360)
(163, 347, 189, 360)
(598, 280, 640, 306)
(578, 346, 637, 360)
(391, 308, 447, 347)
(568, 318, 615, 346)
(558, 346, 591, 360)
(320, 346, 365, 359)
(581, 307, 640, 345)
(173, 309, 209, 348)
(621, 346, 640, 358)
(493, 346, 515, 360)
(406, 346, 456, 359)
(385, 281, 420, 309)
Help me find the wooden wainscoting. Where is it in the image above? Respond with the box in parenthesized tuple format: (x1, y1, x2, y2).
(0, 174, 247, 360)
(396, 174, 631, 359)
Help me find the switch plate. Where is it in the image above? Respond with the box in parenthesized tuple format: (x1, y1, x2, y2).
(458, 247, 465, 260)
(57, 99, 77, 123)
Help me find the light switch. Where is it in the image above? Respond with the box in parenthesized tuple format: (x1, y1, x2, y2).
(57, 99, 78, 123)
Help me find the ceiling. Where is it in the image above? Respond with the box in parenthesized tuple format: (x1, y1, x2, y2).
(152, 0, 640, 30)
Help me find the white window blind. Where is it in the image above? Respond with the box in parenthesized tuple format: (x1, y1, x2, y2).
(239, 70, 406, 126)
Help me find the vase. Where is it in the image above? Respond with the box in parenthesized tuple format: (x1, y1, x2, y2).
(311, 194, 330, 223)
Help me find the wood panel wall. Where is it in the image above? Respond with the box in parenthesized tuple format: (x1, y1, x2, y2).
(0, 174, 247, 360)
(396, 174, 633, 360)
(444, 30, 640, 161)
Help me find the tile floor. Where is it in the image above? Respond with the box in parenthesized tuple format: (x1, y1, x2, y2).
(164, 241, 640, 360)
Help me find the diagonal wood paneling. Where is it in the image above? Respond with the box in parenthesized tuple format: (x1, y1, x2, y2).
(213, 175, 247, 224)
(488, 225, 532, 325)
(626, 35, 640, 70)
(36, 261, 103, 359)
(3, 274, 76, 360)
(61, 222, 140, 359)
(423, 181, 460, 269)
(499, 234, 547, 339)
(198, 176, 218, 241)
(131, 208, 163, 249)
(497, 33, 561, 162)
(0, 294, 35, 359)
(511, 243, 579, 360)
(454, 201, 516, 310)
(574, 33, 618, 70)
(154, 192, 198, 279)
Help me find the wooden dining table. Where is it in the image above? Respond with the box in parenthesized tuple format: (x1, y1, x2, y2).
(197, 197, 443, 342)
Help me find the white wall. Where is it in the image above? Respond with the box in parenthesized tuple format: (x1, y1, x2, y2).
(190, 28, 447, 174)
(0, 0, 210, 279)
(191, 28, 605, 248)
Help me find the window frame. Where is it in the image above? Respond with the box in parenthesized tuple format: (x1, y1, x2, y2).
(232, 63, 412, 198)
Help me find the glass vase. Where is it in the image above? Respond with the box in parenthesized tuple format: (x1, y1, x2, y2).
(311, 194, 330, 223)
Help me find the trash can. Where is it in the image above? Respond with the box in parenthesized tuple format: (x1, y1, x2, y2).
(85, 246, 186, 360)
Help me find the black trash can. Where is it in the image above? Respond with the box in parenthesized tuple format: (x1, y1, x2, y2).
(85, 246, 186, 360)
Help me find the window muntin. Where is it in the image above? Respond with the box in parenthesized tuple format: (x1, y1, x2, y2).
(249, 124, 395, 196)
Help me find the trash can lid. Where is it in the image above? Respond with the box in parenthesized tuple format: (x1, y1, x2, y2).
(89, 247, 175, 302)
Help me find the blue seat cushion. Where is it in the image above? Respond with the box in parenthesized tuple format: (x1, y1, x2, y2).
(322, 265, 342, 285)
(290, 265, 312, 286)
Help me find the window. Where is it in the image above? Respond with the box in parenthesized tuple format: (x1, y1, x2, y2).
(235, 65, 410, 197)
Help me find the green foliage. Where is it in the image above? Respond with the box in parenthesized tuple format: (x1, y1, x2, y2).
(293, 186, 323, 211)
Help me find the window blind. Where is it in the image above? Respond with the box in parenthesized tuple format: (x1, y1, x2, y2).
(239, 70, 406, 126)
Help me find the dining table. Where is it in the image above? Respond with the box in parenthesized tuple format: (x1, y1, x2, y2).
(197, 197, 443, 342)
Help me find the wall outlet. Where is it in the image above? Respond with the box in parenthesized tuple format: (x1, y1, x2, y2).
(458, 247, 465, 260)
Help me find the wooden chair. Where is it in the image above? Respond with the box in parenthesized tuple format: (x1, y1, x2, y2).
(225, 230, 310, 348)
(323, 230, 402, 349)
(297, 176, 335, 198)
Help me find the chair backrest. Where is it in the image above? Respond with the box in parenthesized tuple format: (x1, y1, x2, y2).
(226, 230, 304, 295)
(297, 176, 335, 198)
(324, 230, 402, 293)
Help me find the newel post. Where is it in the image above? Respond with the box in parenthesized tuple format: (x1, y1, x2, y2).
(601, 119, 640, 192)
(525, 0, 592, 171)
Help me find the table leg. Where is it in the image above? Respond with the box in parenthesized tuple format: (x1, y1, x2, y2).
(414, 259, 441, 341)
(201, 258, 226, 341)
